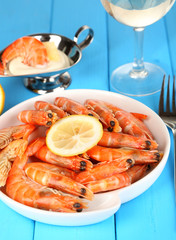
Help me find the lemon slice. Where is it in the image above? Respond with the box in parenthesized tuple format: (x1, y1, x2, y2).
(46, 115, 103, 157)
(0, 84, 5, 115)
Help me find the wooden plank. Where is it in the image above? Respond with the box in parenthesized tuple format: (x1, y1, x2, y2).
(34, 217, 115, 240)
(50, 0, 109, 90)
(33, 0, 116, 239)
(164, 2, 176, 74)
(106, 3, 175, 240)
(0, 1, 52, 240)
(0, 201, 34, 240)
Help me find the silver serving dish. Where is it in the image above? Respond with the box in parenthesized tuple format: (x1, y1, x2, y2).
(0, 25, 94, 94)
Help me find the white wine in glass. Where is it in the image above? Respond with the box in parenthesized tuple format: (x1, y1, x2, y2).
(101, 0, 175, 96)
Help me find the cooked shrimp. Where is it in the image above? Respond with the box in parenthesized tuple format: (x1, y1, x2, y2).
(0, 124, 35, 149)
(1, 36, 48, 72)
(35, 145, 93, 172)
(54, 97, 99, 118)
(6, 153, 87, 212)
(75, 158, 135, 184)
(86, 165, 148, 193)
(0, 139, 28, 187)
(0, 62, 4, 75)
(84, 99, 121, 132)
(25, 162, 94, 200)
(17, 110, 58, 127)
(27, 137, 93, 172)
(89, 99, 154, 139)
(86, 145, 161, 163)
(98, 131, 158, 150)
(34, 101, 68, 119)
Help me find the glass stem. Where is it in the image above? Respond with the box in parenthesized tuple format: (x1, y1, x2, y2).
(130, 27, 148, 78)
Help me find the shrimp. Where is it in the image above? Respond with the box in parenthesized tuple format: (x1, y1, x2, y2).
(86, 165, 148, 193)
(1, 36, 48, 72)
(75, 158, 135, 184)
(54, 97, 99, 118)
(34, 101, 68, 119)
(86, 145, 161, 163)
(89, 100, 154, 139)
(17, 110, 58, 127)
(0, 139, 28, 187)
(6, 153, 87, 212)
(0, 124, 36, 149)
(35, 145, 93, 172)
(0, 62, 4, 75)
(98, 131, 158, 150)
(84, 99, 121, 132)
(24, 162, 94, 200)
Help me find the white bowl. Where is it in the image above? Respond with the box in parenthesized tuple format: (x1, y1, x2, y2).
(0, 89, 170, 226)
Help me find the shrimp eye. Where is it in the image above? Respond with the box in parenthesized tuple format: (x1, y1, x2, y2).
(80, 161, 86, 166)
(80, 166, 86, 171)
(46, 121, 52, 126)
(88, 113, 93, 116)
(145, 140, 151, 146)
(48, 113, 53, 118)
(76, 208, 83, 212)
(73, 203, 81, 208)
(107, 127, 113, 132)
(110, 121, 115, 127)
(145, 140, 151, 149)
(155, 152, 160, 160)
(81, 188, 86, 195)
(126, 159, 133, 164)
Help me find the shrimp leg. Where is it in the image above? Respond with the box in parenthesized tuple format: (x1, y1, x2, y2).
(0, 139, 28, 186)
(0, 124, 36, 149)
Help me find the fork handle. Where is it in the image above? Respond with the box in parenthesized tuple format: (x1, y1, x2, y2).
(172, 128, 176, 201)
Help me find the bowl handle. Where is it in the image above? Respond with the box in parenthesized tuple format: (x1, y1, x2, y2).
(73, 25, 94, 50)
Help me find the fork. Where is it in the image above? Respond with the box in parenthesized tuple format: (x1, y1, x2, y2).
(159, 75, 176, 200)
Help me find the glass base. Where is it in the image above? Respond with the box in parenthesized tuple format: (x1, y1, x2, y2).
(110, 62, 166, 97)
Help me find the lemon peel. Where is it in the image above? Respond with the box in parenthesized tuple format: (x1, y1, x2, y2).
(0, 84, 5, 115)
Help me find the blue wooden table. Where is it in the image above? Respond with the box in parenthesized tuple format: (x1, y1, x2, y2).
(0, 0, 176, 239)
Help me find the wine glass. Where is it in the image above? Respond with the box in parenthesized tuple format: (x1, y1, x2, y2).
(100, 0, 175, 96)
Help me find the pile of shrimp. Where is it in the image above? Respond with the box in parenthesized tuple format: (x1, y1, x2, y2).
(0, 97, 162, 213)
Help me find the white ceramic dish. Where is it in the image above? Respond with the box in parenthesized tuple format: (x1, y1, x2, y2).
(0, 89, 170, 226)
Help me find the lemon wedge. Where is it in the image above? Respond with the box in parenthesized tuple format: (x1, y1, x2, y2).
(43, 42, 61, 62)
(0, 84, 5, 115)
(46, 115, 103, 157)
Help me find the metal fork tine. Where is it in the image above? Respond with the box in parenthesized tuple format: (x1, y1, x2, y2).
(166, 75, 170, 113)
(159, 75, 176, 202)
(159, 75, 165, 115)
(172, 76, 176, 113)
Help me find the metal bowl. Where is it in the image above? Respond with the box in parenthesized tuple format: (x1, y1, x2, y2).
(0, 25, 94, 94)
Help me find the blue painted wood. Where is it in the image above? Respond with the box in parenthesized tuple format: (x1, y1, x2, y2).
(51, 0, 109, 90)
(0, 1, 52, 240)
(33, 1, 116, 239)
(34, 217, 115, 240)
